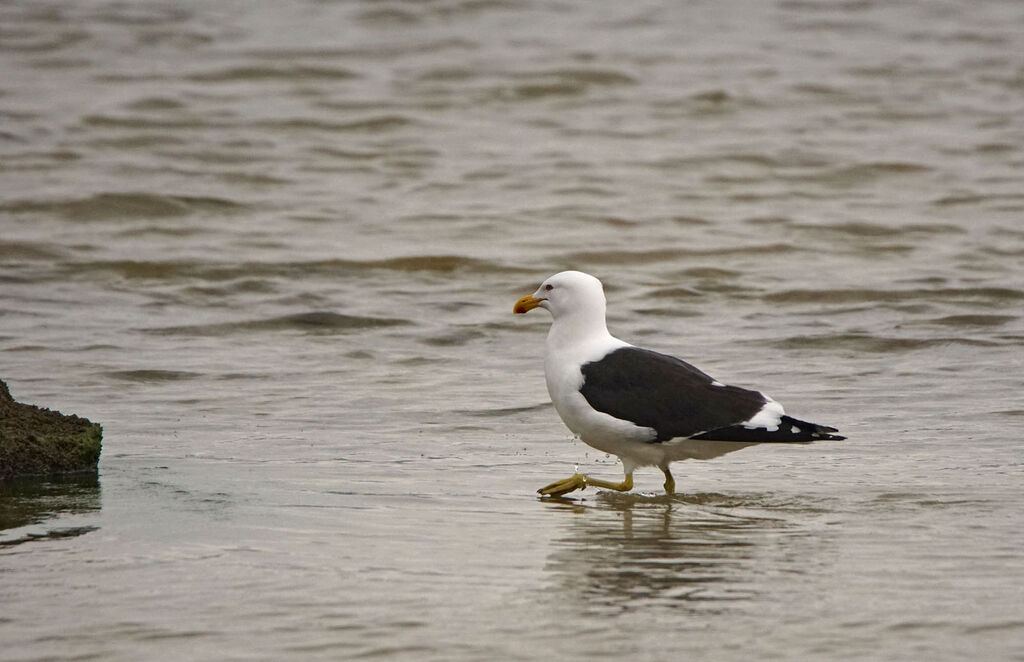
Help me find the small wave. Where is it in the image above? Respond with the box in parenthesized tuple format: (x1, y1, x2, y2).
(83, 114, 222, 129)
(416, 67, 477, 82)
(551, 185, 617, 197)
(502, 82, 584, 99)
(343, 255, 509, 273)
(182, 280, 277, 298)
(452, 402, 551, 418)
(974, 142, 1015, 154)
(672, 215, 713, 226)
(0, 30, 90, 55)
(677, 267, 743, 278)
(530, 68, 637, 87)
(259, 115, 414, 133)
(103, 369, 202, 382)
(433, 0, 530, 17)
(185, 64, 359, 82)
(392, 356, 444, 367)
(3, 192, 245, 221)
(420, 329, 487, 346)
(933, 193, 1024, 207)
(145, 312, 410, 337)
(123, 96, 185, 111)
(785, 220, 966, 237)
(646, 153, 786, 171)
(647, 286, 704, 299)
(356, 6, 422, 25)
(789, 161, 932, 186)
(485, 68, 637, 101)
(982, 246, 1024, 257)
(649, 89, 760, 118)
(216, 171, 292, 186)
(63, 255, 521, 283)
(0, 149, 81, 169)
(0, 240, 67, 260)
(310, 147, 383, 161)
(795, 220, 904, 236)
(790, 82, 855, 98)
(90, 4, 191, 26)
(66, 260, 205, 280)
(869, 492, 993, 511)
(634, 306, 704, 317)
(765, 287, 1024, 304)
(689, 89, 733, 104)
(767, 333, 997, 352)
(86, 134, 186, 149)
(927, 314, 1017, 327)
(240, 38, 475, 61)
(563, 243, 799, 265)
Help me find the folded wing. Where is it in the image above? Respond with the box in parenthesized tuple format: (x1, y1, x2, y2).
(579, 347, 771, 442)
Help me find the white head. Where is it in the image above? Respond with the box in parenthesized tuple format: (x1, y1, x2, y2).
(513, 270, 608, 326)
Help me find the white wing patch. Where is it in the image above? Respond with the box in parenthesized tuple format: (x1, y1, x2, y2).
(741, 396, 784, 432)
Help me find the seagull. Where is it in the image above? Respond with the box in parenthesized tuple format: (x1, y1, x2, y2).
(513, 270, 844, 497)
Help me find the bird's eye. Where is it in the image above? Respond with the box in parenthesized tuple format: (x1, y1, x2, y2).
(544, 284, 553, 291)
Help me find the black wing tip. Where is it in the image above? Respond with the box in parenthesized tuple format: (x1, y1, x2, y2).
(810, 424, 844, 441)
(811, 423, 844, 441)
(691, 417, 845, 443)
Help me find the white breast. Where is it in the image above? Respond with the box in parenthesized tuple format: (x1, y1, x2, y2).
(544, 335, 655, 448)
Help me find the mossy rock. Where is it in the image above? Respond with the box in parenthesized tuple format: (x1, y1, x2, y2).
(0, 379, 102, 480)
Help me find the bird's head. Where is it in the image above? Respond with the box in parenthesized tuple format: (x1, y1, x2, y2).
(513, 270, 607, 320)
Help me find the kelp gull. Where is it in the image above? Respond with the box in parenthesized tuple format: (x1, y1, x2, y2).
(513, 270, 844, 497)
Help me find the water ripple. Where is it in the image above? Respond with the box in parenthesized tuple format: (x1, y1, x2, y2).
(2, 193, 245, 221)
(764, 287, 1024, 304)
(184, 64, 360, 83)
(143, 311, 411, 337)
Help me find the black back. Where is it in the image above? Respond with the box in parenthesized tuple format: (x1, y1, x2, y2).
(579, 347, 768, 442)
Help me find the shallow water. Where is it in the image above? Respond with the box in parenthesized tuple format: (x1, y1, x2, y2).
(2, 0, 1024, 660)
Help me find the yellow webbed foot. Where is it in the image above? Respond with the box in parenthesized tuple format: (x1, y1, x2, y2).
(538, 474, 587, 497)
(537, 473, 634, 497)
(662, 467, 676, 495)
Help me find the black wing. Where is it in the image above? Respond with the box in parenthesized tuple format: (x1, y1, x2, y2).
(579, 347, 769, 442)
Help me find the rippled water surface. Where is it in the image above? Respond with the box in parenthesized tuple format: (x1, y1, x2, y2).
(2, 1, 1024, 660)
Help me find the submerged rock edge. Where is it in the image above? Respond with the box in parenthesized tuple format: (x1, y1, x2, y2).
(0, 379, 103, 480)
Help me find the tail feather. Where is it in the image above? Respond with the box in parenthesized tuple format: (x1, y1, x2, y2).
(691, 415, 845, 443)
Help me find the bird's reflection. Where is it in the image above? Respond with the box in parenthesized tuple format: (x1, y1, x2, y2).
(540, 491, 826, 614)
(0, 473, 101, 545)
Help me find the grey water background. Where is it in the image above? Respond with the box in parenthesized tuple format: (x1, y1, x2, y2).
(2, 0, 1023, 659)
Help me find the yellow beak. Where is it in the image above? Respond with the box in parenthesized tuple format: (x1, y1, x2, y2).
(513, 294, 544, 314)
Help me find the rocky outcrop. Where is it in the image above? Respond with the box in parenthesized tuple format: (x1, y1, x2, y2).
(0, 380, 102, 480)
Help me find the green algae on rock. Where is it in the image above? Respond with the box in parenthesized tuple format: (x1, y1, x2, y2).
(0, 380, 102, 480)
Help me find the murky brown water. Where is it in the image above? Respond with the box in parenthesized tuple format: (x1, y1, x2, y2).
(2, 1, 1023, 660)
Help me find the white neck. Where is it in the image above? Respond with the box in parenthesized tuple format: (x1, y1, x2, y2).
(545, 306, 626, 363)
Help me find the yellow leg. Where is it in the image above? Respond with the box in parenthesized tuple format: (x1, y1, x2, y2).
(661, 467, 675, 495)
(538, 473, 633, 497)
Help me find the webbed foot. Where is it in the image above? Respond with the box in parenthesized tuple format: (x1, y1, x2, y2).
(537, 473, 634, 497)
(538, 474, 587, 497)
